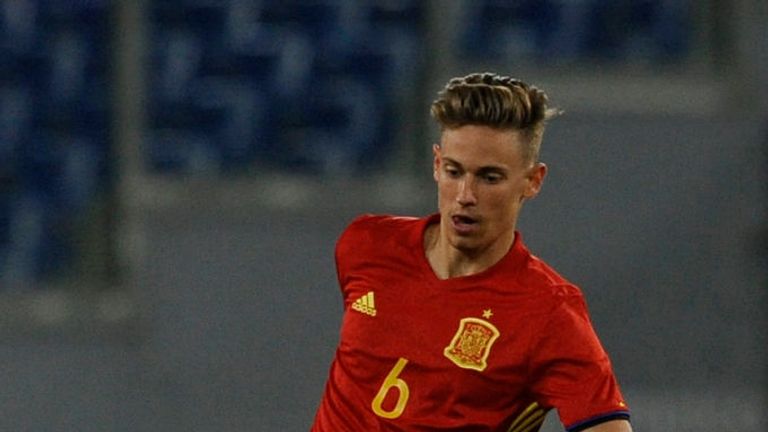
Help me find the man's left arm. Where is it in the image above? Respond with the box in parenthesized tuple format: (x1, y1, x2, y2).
(582, 419, 633, 432)
(532, 295, 632, 432)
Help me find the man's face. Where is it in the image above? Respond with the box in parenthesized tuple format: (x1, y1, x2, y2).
(433, 125, 546, 254)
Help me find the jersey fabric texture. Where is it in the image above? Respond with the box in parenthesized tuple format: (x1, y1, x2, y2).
(312, 214, 629, 432)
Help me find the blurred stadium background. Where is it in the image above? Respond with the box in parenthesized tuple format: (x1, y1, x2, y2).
(1, 0, 766, 431)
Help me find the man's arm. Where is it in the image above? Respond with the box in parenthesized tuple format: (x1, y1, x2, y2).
(582, 419, 633, 432)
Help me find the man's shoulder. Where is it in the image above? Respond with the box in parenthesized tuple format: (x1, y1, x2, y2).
(342, 214, 422, 239)
(516, 251, 584, 300)
(336, 213, 424, 255)
(348, 213, 422, 228)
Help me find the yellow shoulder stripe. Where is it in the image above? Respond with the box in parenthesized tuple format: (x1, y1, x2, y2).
(506, 402, 548, 432)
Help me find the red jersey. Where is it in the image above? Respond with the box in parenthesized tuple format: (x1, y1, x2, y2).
(312, 214, 629, 432)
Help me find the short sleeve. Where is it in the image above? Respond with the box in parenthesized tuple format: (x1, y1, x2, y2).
(528, 291, 630, 431)
(334, 214, 380, 301)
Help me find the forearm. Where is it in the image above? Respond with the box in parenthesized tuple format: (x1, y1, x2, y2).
(581, 419, 632, 432)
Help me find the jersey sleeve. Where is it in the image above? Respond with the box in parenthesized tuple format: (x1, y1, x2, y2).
(528, 290, 630, 431)
(334, 214, 379, 303)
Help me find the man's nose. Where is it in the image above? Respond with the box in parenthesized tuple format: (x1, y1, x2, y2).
(456, 177, 477, 206)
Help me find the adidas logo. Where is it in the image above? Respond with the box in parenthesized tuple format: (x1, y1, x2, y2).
(351, 291, 377, 316)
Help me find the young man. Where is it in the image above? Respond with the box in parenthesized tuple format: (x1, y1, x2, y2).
(312, 73, 632, 431)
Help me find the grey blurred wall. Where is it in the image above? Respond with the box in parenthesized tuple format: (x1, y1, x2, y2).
(2, 114, 764, 431)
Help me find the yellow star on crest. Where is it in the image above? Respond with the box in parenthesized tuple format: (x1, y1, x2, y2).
(482, 309, 493, 319)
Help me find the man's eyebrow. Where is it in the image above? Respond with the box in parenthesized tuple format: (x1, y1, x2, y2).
(442, 157, 510, 175)
(477, 166, 508, 175)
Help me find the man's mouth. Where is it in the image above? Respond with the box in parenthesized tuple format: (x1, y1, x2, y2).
(451, 214, 479, 234)
(452, 215, 477, 225)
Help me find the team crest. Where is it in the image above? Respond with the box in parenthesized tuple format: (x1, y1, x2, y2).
(443, 317, 500, 371)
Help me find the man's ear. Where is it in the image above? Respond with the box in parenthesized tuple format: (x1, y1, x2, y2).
(432, 144, 441, 182)
(523, 162, 547, 198)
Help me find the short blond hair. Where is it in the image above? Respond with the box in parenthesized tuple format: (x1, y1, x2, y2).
(431, 72, 559, 162)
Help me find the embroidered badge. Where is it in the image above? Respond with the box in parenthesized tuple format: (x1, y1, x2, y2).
(443, 317, 500, 371)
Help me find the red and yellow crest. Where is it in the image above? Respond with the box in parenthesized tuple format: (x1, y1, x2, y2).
(443, 317, 500, 371)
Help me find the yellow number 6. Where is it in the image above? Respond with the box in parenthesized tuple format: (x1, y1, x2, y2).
(371, 357, 410, 419)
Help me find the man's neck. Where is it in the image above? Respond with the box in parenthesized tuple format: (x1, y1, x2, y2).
(424, 223, 515, 280)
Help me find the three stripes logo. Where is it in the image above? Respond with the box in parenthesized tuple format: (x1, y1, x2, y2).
(351, 291, 377, 316)
(506, 402, 547, 432)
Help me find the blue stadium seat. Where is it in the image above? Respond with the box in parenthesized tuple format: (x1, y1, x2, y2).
(0, 85, 33, 160)
(460, 0, 691, 63)
(368, 0, 424, 28)
(146, 129, 220, 174)
(0, 191, 11, 246)
(0, 0, 112, 284)
(149, 29, 206, 103)
(147, 23, 280, 172)
(282, 77, 382, 173)
(0, 193, 45, 284)
(145, 0, 426, 175)
(191, 80, 268, 170)
(0, 0, 40, 51)
(460, 0, 557, 61)
(0, 0, 45, 82)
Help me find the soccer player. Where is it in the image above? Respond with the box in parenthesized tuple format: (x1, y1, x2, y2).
(311, 73, 632, 431)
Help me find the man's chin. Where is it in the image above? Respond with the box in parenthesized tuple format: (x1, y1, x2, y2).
(449, 236, 482, 253)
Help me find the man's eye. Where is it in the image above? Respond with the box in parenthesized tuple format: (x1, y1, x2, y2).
(445, 167, 460, 177)
(483, 174, 502, 183)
